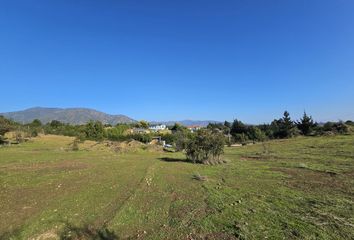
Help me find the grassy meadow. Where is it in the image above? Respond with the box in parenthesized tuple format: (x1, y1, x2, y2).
(0, 134, 353, 239)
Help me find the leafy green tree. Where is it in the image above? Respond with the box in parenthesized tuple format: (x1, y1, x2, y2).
(170, 123, 187, 132)
(230, 119, 247, 136)
(0, 116, 15, 143)
(233, 133, 248, 144)
(185, 129, 225, 164)
(49, 120, 63, 128)
(174, 130, 192, 151)
(84, 121, 104, 141)
(136, 120, 149, 129)
(296, 112, 316, 135)
(259, 124, 274, 139)
(106, 124, 130, 141)
(30, 119, 42, 127)
(247, 126, 266, 142)
(0, 116, 13, 136)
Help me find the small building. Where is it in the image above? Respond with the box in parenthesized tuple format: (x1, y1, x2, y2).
(149, 124, 167, 132)
(187, 125, 202, 132)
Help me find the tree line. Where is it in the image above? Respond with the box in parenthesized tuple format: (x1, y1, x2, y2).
(0, 111, 352, 164)
(207, 111, 351, 144)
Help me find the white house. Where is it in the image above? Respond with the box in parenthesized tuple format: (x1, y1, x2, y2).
(149, 124, 167, 132)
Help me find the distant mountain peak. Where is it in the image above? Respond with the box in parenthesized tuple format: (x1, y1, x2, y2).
(0, 107, 135, 125)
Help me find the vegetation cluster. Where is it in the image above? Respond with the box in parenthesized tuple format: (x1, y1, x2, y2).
(0, 111, 352, 164)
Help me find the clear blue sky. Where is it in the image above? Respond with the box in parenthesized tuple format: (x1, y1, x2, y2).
(1, 1, 354, 123)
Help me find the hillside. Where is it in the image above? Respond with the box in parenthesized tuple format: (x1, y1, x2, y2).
(0, 107, 135, 125)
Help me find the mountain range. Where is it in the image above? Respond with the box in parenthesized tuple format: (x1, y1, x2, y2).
(0, 107, 220, 126)
(0, 107, 135, 125)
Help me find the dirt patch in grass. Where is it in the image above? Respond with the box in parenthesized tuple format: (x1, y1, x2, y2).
(272, 167, 353, 195)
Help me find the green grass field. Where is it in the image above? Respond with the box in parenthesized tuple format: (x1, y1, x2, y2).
(0, 134, 353, 239)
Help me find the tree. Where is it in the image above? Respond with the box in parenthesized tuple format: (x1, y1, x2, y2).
(0, 116, 15, 143)
(282, 111, 293, 131)
(0, 116, 13, 136)
(259, 124, 274, 139)
(137, 120, 149, 129)
(84, 121, 104, 141)
(296, 112, 316, 135)
(272, 111, 296, 138)
(174, 130, 191, 151)
(185, 129, 225, 164)
(49, 120, 63, 128)
(224, 121, 231, 129)
(30, 119, 42, 128)
(247, 126, 266, 142)
(170, 123, 186, 132)
(230, 119, 247, 136)
(106, 124, 130, 141)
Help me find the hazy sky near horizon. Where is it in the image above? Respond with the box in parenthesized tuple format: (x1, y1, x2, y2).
(1, 1, 354, 123)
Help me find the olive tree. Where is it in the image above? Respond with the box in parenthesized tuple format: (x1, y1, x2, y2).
(185, 129, 225, 164)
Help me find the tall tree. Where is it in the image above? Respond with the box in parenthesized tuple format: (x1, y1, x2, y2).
(296, 112, 316, 135)
(84, 121, 104, 141)
(280, 111, 296, 138)
(272, 111, 296, 139)
(224, 121, 231, 128)
(230, 119, 247, 136)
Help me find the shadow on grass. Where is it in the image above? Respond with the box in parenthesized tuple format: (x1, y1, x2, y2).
(158, 157, 194, 164)
(60, 224, 118, 240)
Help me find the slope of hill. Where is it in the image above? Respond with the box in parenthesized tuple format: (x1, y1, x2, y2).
(0, 107, 135, 125)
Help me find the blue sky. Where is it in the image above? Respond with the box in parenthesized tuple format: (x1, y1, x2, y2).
(1, 1, 353, 123)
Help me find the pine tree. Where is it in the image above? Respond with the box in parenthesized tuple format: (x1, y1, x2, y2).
(297, 112, 316, 135)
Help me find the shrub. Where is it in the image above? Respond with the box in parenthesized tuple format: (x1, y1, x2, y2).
(106, 125, 130, 141)
(161, 133, 176, 145)
(14, 131, 25, 143)
(128, 133, 152, 143)
(233, 133, 248, 144)
(72, 138, 80, 151)
(322, 121, 349, 134)
(185, 129, 225, 164)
